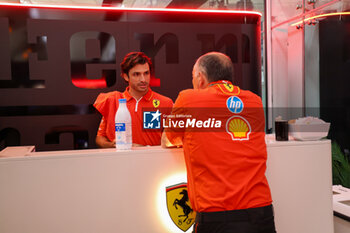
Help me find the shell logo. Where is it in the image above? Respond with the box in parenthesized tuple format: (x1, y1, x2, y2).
(226, 116, 251, 140)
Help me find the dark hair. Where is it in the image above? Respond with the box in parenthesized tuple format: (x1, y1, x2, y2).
(120, 52, 153, 76)
(197, 52, 233, 83)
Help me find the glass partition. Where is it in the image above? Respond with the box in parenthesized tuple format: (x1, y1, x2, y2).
(268, 0, 350, 151)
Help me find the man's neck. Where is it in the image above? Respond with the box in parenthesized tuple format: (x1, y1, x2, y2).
(128, 88, 147, 101)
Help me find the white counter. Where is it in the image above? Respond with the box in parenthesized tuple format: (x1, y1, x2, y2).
(265, 137, 333, 233)
(0, 138, 333, 233)
(333, 185, 350, 233)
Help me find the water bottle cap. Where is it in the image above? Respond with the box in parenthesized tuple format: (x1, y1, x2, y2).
(119, 98, 127, 103)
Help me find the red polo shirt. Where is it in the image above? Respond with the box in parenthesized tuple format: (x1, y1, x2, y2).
(166, 80, 272, 212)
(94, 87, 173, 146)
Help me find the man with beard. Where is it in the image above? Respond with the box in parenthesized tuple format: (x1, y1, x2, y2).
(94, 52, 173, 148)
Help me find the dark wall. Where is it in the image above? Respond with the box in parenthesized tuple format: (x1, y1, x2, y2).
(319, 16, 350, 151)
(0, 6, 261, 151)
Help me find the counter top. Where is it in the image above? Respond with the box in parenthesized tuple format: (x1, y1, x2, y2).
(265, 134, 330, 147)
(0, 137, 334, 233)
(0, 135, 331, 160)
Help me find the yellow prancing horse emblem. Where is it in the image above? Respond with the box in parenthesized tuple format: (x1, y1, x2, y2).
(153, 99, 160, 108)
(224, 83, 234, 92)
(166, 183, 196, 232)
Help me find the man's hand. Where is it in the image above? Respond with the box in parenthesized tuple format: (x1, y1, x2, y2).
(161, 132, 182, 148)
(96, 136, 115, 148)
(132, 143, 144, 147)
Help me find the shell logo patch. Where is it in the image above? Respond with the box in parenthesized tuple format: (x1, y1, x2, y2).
(224, 83, 234, 92)
(153, 99, 160, 108)
(226, 116, 251, 140)
(226, 96, 244, 113)
(166, 183, 196, 232)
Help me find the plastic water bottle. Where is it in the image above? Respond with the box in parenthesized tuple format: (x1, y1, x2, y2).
(115, 99, 132, 150)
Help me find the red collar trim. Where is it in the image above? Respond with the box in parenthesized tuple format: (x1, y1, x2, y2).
(209, 80, 240, 95)
(209, 80, 232, 86)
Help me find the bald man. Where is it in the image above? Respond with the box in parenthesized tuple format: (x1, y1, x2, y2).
(163, 52, 276, 233)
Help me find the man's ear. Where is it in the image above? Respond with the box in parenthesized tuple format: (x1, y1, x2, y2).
(198, 72, 209, 89)
(122, 73, 129, 82)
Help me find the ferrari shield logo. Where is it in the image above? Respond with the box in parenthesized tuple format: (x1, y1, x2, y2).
(224, 83, 234, 92)
(153, 99, 160, 108)
(166, 183, 196, 232)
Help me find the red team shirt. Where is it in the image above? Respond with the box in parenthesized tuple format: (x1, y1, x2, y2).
(166, 80, 272, 212)
(94, 87, 173, 146)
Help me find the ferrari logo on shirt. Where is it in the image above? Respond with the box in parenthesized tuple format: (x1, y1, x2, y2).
(166, 183, 196, 232)
(226, 116, 251, 140)
(224, 83, 234, 92)
(216, 83, 240, 95)
(153, 99, 160, 108)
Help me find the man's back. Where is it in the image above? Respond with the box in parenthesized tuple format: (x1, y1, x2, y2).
(169, 81, 272, 212)
(164, 52, 276, 233)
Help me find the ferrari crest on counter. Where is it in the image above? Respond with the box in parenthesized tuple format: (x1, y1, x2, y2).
(166, 183, 196, 232)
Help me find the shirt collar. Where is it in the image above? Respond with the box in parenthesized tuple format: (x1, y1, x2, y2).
(208, 80, 233, 86)
(208, 80, 240, 95)
(122, 87, 153, 101)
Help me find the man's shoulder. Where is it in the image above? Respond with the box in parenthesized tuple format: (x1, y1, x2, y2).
(94, 91, 123, 108)
(98, 91, 122, 99)
(151, 91, 173, 104)
(173, 89, 206, 107)
(238, 89, 263, 106)
(96, 91, 123, 101)
(179, 88, 215, 100)
(239, 89, 261, 100)
(178, 88, 200, 96)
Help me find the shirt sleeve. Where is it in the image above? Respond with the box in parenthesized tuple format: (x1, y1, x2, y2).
(97, 117, 107, 137)
(162, 97, 174, 116)
(165, 92, 187, 146)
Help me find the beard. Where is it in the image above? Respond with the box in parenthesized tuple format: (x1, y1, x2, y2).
(132, 82, 149, 93)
